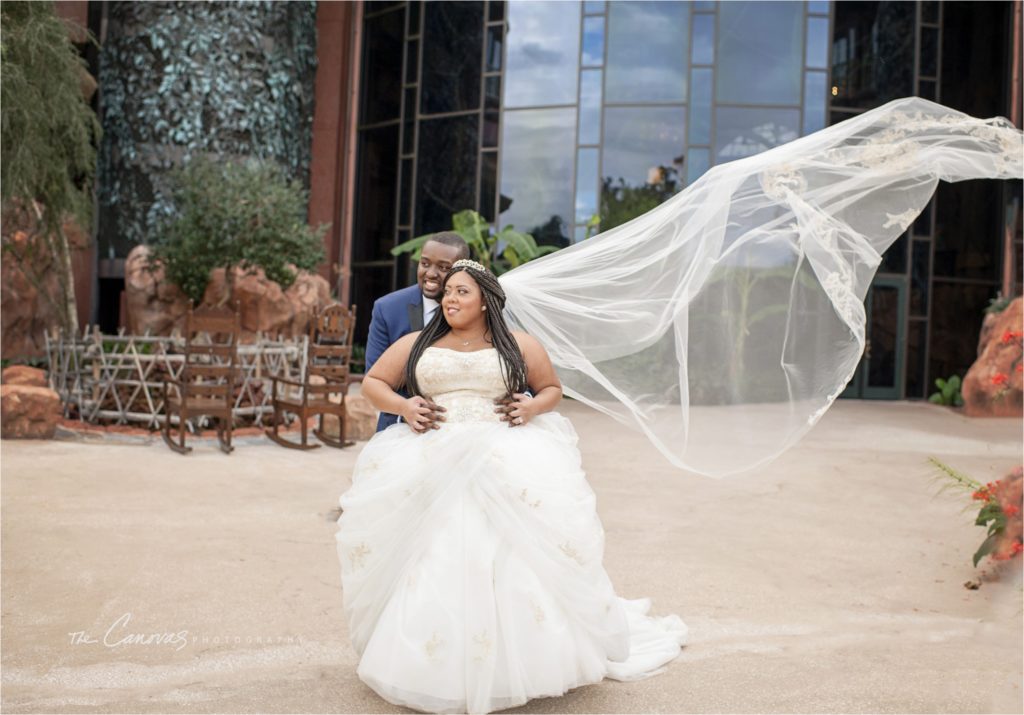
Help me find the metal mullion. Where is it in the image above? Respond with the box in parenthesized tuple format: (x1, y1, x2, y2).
(597, 0, 610, 234)
(493, 3, 510, 230)
(363, 4, 403, 21)
(931, 276, 1002, 287)
(572, 0, 586, 237)
(830, 106, 867, 114)
(713, 101, 803, 111)
(357, 118, 402, 131)
(475, 3, 488, 221)
(504, 103, 577, 112)
(418, 108, 480, 120)
(913, 1, 921, 92)
(800, 3, 809, 135)
(603, 100, 691, 108)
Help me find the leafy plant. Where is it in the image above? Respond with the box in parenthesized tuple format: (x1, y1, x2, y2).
(985, 294, 1012, 315)
(391, 209, 558, 275)
(146, 156, 327, 304)
(1, 1, 102, 334)
(928, 375, 963, 407)
(930, 458, 1023, 567)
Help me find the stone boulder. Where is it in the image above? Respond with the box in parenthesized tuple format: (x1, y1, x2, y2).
(1, 384, 61, 439)
(2, 365, 49, 388)
(124, 245, 333, 339)
(318, 392, 378, 443)
(1, 229, 61, 360)
(963, 297, 1023, 417)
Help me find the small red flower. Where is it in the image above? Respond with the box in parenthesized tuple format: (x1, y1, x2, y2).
(1004, 505, 1020, 517)
(992, 373, 1009, 386)
(1017, 364, 1023, 373)
(1001, 329, 1015, 343)
(1012, 542, 1024, 556)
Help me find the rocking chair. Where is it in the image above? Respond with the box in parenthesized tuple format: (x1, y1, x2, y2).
(162, 301, 241, 454)
(265, 303, 357, 450)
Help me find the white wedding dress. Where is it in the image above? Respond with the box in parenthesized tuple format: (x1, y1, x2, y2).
(335, 346, 687, 714)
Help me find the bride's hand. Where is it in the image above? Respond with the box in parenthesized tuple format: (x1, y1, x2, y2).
(402, 396, 446, 433)
(494, 393, 536, 427)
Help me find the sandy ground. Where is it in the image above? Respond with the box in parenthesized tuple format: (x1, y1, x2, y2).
(1, 399, 1022, 714)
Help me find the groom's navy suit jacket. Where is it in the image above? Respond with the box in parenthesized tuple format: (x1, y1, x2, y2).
(365, 284, 426, 432)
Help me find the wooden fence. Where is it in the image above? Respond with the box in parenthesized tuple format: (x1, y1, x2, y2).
(44, 326, 307, 429)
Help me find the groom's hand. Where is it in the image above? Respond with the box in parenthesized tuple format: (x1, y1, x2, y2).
(402, 396, 446, 433)
(494, 393, 536, 427)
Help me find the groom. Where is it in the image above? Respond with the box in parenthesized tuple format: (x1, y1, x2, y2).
(365, 232, 470, 432)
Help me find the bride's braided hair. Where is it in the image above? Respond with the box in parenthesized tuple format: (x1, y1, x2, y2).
(405, 260, 529, 398)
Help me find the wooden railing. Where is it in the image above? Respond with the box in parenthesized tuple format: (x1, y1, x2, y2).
(45, 326, 308, 429)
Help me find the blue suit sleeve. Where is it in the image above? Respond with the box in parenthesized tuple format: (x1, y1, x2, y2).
(364, 300, 390, 374)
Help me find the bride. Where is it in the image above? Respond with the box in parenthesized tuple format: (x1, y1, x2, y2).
(335, 258, 687, 714)
(335, 97, 1022, 714)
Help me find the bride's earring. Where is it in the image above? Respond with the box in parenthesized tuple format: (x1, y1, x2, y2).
(482, 306, 486, 311)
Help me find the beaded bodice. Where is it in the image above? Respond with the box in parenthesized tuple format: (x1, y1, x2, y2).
(415, 347, 507, 423)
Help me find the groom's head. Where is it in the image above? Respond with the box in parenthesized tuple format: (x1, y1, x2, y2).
(417, 232, 470, 301)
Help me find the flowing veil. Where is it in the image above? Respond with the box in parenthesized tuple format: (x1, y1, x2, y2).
(499, 97, 1023, 478)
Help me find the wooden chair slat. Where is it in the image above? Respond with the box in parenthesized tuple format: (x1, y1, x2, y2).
(265, 302, 357, 450)
(162, 300, 240, 455)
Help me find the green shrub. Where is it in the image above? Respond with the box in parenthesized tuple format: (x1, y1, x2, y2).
(929, 375, 963, 407)
(147, 156, 327, 304)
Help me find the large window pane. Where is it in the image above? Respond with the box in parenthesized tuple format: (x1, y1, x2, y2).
(499, 108, 575, 246)
(602, 106, 685, 230)
(803, 70, 827, 134)
(910, 240, 930, 317)
(575, 147, 600, 224)
(603, 106, 686, 187)
(929, 282, 996, 389)
(692, 13, 715, 65)
(421, 2, 482, 114)
(504, 1, 580, 107)
(905, 319, 926, 399)
(689, 68, 712, 145)
(830, 1, 914, 110)
(717, 1, 802, 105)
(606, 1, 689, 103)
(686, 147, 710, 185)
(582, 15, 605, 66)
(578, 69, 602, 145)
(354, 125, 399, 261)
(415, 114, 479, 235)
(361, 8, 405, 123)
(714, 107, 800, 163)
(806, 16, 829, 69)
(934, 180, 1001, 280)
(480, 151, 497, 222)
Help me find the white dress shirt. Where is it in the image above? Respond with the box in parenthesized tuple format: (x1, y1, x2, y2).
(422, 296, 439, 326)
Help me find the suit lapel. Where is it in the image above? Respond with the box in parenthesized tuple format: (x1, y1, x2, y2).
(407, 298, 423, 332)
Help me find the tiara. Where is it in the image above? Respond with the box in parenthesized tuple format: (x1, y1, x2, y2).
(452, 258, 489, 273)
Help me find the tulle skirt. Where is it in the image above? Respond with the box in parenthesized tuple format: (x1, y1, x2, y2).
(336, 413, 686, 714)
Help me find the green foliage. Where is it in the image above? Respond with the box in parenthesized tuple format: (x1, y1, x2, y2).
(928, 457, 1009, 568)
(147, 156, 327, 304)
(928, 374, 963, 407)
(392, 209, 559, 275)
(600, 165, 682, 231)
(96, 1, 317, 256)
(972, 503, 1008, 567)
(985, 294, 1012, 315)
(1, 1, 101, 236)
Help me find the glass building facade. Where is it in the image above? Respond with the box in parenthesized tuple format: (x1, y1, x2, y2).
(350, 0, 1019, 400)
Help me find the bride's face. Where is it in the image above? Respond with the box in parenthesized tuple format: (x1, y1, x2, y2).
(442, 271, 485, 329)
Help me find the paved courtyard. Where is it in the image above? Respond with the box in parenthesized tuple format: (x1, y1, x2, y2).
(2, 399, 1022, 713)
